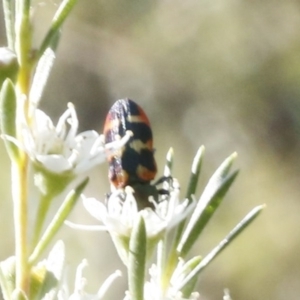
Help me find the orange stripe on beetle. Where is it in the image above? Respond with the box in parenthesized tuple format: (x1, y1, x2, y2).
(103, 98, 157, 189)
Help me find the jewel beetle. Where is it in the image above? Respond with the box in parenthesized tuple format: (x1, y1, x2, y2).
(103, 99, 160, 204)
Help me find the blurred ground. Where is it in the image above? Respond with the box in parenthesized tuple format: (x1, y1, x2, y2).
(1, 0, 300, 299)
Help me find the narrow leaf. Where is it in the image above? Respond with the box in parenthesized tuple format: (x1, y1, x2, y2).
(177, 256, 202, 298)
(128, 216, 146, 300)
(29, 178, 89, 265)
(14, 0, 31, 67)
(161, 147, 204, 289)
(173, 146, 205, 246)
(30, 32, 59, 108)
(2, 0, 15, 49)
(0, 79, 19, 160)
(178, 153, 238, 257)
(185, 146, 205, 201)
(178, 204, 265, 291)
(38, 0, 78, 57)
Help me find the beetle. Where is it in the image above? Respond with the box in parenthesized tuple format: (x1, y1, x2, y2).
(103, 98, 161, 206)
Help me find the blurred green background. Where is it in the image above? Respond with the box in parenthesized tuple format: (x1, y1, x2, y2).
(1, 0, 300, 299)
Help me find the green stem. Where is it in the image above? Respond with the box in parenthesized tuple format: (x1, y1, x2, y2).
(12, 160, 29, 294)
(13, 1, 32, 295)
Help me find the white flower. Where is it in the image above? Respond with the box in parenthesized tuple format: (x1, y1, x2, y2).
(67, 179, 195, 265)
(123, 264, 200, 300)
(66, 178, 195, 264)
(223, 289, 232, 300)
(20, 103, 132, 174)
(82, 179, 195, 239)
(58, 259, 121, 300)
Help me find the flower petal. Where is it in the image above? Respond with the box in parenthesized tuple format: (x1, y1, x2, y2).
(82, 197, 107, 222)
(36, 154, 72, 172)
(20, 104, 115, 175)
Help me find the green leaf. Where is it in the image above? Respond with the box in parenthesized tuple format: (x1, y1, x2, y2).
(185, 146, 205, 201)
(30, 33, 59, 107)
(0, 79, 19, 160)
(177, 153, 238, 257)
(29, 178, 89, 265)
(14, 0, 31, 68)
(177, 204, 265, 291)
(38, 0, 78, 57)
(31, 166, 76, 250)
(161, 147, 204, 290)
(31, 166, 77, 249)
(173, 146, 205, 245)
(128, 216, 146, 300)
(179, 256, 202, 298)
(2, 0, 15, 49)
